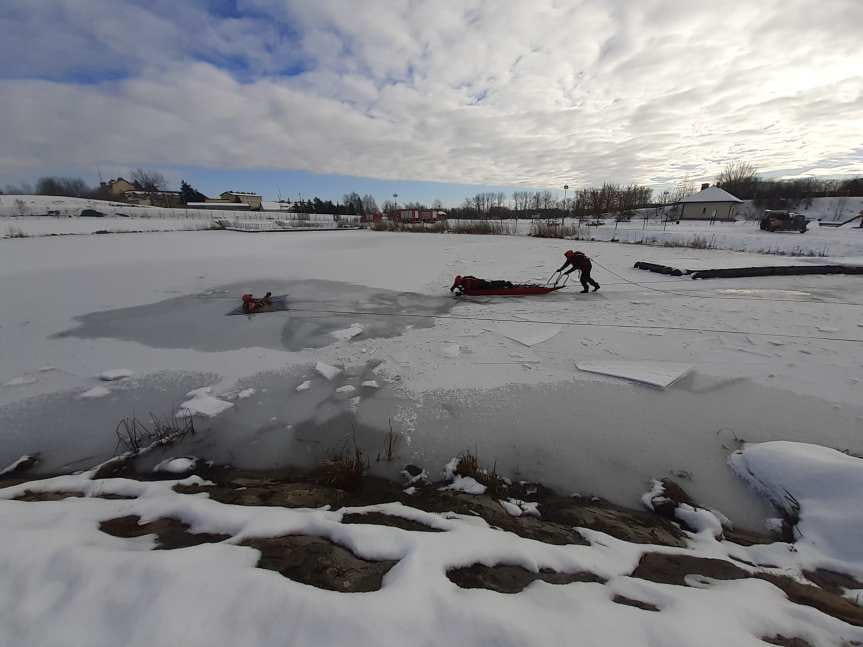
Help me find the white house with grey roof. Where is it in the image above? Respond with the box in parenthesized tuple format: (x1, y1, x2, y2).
(673, 185, 743, 221)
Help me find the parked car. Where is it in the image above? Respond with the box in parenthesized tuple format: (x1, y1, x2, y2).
(760, 210, 807, 233)
(80, 208, 105, 217)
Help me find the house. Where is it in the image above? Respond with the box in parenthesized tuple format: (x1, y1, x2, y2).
(206, 191, 262, 210)
(385, 208, 446, 223)
(674, 185, 743, 221)
(101, 178, 136, 197)
(123, 190, 182, 208)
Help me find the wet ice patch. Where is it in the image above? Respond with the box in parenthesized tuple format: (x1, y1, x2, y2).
(78, 386, 110, 400)
(576, 361, 692, 389)
(495, 322, 562, 347)
(99, 369, 133, 382)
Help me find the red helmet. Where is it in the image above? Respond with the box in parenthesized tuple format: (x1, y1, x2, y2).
(454, 275, 463, 284)
(564, 250, 575, 257)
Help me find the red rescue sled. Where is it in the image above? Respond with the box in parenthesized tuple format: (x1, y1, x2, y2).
(461, 284, 564, 296)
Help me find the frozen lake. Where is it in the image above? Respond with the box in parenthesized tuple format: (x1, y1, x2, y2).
(2, 229, 862, 530)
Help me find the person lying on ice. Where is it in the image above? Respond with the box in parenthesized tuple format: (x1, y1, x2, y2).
(450, 275, 514, 295)
(241, 291, 273, 314)
(557, 250, 600, 293)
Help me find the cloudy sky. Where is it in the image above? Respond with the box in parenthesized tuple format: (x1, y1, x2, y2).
(2, 0, 862, 203)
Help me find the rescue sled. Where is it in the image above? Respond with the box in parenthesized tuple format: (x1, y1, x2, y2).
(456, 273, 570, 297)
(460, 284, 565, 296)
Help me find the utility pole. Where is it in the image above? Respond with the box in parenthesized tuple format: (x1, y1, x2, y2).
(562, 184, 569, 226)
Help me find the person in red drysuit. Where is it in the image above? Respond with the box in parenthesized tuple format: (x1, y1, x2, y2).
(557, 250, 600, 293)
(241, 292, 273, 313)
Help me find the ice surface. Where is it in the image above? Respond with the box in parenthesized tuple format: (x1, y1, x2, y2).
(99, 369, 133, 381)
(495, 322, 562, 347)
(77, 386, 110, 400)
(2, 376, 37, 387)
(576, 360, 692, 388)
(331, 323, 364, 340)
(315, 362, 341, 380)
(177, 391, 234, 418)
(439, 343, 461, 357)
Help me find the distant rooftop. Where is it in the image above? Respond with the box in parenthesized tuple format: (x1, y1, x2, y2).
(678, 186, 743, 204)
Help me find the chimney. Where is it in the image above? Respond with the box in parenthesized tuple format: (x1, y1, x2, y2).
(701, 183, 710, 190)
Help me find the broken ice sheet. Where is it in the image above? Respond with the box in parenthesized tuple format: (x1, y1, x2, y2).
(575, 360, 692, 389)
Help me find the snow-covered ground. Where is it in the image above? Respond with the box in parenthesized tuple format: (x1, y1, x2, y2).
(2, 229, 862, 530)
(3, 227, 863, 645)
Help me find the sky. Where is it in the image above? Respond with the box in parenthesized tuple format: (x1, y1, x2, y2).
(1, 0, 862, 205)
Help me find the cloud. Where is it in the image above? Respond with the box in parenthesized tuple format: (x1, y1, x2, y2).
(1, 0, 861, 187)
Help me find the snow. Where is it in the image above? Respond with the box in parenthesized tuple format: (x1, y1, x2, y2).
(1, 470, 862, 647)
(295, 380, 312, 392)
(99, 368, 133, 381)
(315, 362, 342, 380)
(177, 390, 234, 418)
(730, 441, 863, 569)
(77, 385, 111, 399)
(361, 380, 380, 389)
(153, 457, 197, 474)
(441, 475, 487, 495)
(335, 385, 356, 395)
(500, 498, 541, 518)
(576, 361, 692, 389)
(330, 323, 364, 340)
(236, 387, 256, 399)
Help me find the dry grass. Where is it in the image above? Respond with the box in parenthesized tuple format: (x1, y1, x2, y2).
(454, 450, 508, 497)
(529, 221, 584, 239)
(317, 437, 368, 491)
(448, 220, 514, 235)
(380, 419, 403, 462)
(757, 245, 829, 258)
(114, 412, 196, 454)
(370, 220, 449, 233)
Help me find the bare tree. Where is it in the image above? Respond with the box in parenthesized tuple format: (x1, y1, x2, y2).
(361, 194, 379, 215)
(130, 168, 167, 192)
(715, 160, 758, 199)
(36, 176, 91, 198)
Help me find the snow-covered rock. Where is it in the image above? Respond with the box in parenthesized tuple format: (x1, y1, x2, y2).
(361, 380, 380, 389)
(153, 457, 197, 474)
(442, 475, 486, 495)
(730, 441, 863, 566)
(99, 369, 133, 382)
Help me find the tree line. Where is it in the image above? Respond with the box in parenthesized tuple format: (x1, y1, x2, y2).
(715, 160, 863, 209)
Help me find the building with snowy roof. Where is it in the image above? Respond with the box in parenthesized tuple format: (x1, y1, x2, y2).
(674, 185, 743, 221)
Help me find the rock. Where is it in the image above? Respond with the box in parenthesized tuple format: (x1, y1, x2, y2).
(341, 511, 443, 533)
(213, 480, 346, 509)
(99, 515, 230, 549)
(447, 563, 605, 593)
(542, 495, 686, 548)
(0, 453, 40, 478)
(611, 595, 660, 612)
(244, 535, 396, 592)
(630, 552, 748, 587)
